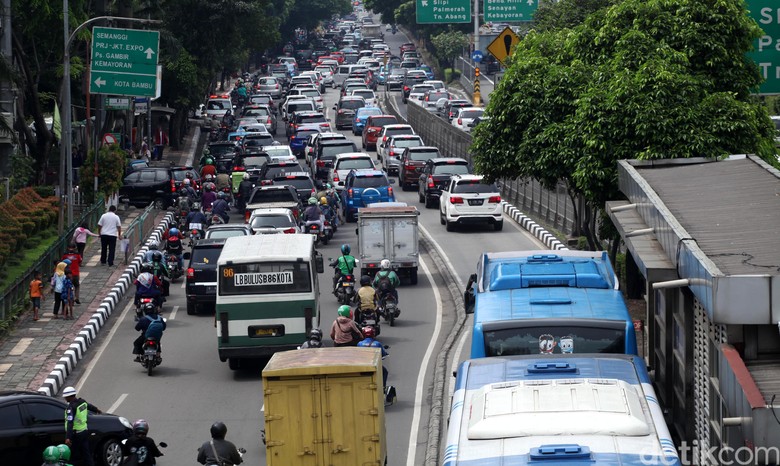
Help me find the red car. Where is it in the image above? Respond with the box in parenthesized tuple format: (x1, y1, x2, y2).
(362, 115, 398, 150)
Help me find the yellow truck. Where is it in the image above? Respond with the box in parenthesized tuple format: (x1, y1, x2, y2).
(262, 347, 387, 466)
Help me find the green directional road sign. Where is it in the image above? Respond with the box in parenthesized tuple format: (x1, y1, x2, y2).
(746, 1, 780, 95)
(484, 0, 538, 22)
(416, 0, 471, 24)
(89, 26, 160, 97)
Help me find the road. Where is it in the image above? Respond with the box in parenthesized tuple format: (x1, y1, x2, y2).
(68, 23, 545, 466)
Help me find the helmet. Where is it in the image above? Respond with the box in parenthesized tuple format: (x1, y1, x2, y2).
(205, 157, 214, 165)
(204, 184, 212, 192)
(217, 191, 227, 200)
(148, 241, 159, 250)
(62, 386, 77, 398)
(380, 259, 391, 270)
(341, 244, 351, 255)
(183, 178, 191, 185)
(362, 326, 376, 339)
(152, 251, 163, 263)
(338, 305, 351, 318)
(141, 263, 154, 273)
(205, 174, 215, 181)
(202, 147, 211, 155)
(308, 197, 318, 205)
(169, 228, 180, 237)
(43, 446, 60, 462)
(360, 275, 371, 286)
(132, 419, 149, 435)
(309, 328, 323, 341)
(211, 421, 227, 440)
(243, 172, 250, 180)
(63, 259, 72, 265)
(143, 303, 158, 316)
(56, 444, 71, 461)
(320, 196, 328, 205)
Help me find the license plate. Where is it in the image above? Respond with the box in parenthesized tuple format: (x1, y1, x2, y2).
(144, 349, 157, 356)
(206, 286, 216, 294)
(255, 328, 275, 336)
(343, 282, 353, 287)
(468, 199, 484, 206)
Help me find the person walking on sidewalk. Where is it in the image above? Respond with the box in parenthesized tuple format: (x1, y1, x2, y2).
(50, 262, 67, 319)
(62, 386, 101, 466)
(30, 270, 45, 321)
(62, 245, 83, 304)
(72, 222, 99, 258)
(153, 125, 169, 161)
(98, 205, 122, 266)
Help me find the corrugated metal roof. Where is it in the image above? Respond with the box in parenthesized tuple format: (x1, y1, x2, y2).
(636, 158, 780, 276)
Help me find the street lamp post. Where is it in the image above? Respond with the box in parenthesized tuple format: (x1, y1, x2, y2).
(59, 5, 160, 231)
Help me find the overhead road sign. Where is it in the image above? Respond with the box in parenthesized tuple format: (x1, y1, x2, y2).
(487, 27, 521, 65)
(746, 1, 780, 95)
(416, 0, 471, 24)
(484, 0, 539, 22)
(89, 26, 160, 97)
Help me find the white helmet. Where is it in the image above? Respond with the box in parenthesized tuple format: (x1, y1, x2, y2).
(183, 178, 191, 185)
(62, 386, 77, 397)
(243, 172, 250, 180)
(380, 259, 391, 270)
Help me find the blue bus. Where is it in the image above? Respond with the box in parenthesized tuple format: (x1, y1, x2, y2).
(444, 354, 679, 465)
(464, 251, 637, 358)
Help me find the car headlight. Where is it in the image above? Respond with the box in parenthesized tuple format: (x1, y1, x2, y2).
(119, 417, 133, 429)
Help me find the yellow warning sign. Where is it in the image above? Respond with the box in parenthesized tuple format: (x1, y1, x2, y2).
(487, 27, 521, 65)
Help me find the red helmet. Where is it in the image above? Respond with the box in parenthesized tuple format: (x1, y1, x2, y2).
(362, 327, 376, 339)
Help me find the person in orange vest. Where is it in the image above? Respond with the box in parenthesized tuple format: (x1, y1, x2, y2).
(153, 125, 169, 161)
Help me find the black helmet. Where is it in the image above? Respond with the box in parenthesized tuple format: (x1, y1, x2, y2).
(132, 419, 149, 435)
(141, 263, 154, 273)
(143, 303, 157, 316)
(309, 328, 322, 341)
(360, 275, 371, 286)
(210, 422, 227, 440)
(152, 251, 163, 262)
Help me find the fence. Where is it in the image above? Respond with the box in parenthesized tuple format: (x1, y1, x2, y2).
(120, 203, 159, 264)
(386, 92, 577, 237)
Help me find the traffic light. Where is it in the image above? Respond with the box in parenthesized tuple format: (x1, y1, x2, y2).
(475, 67, 480, 78)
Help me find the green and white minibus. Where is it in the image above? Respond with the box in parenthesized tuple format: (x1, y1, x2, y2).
(216, 234, 324, 370)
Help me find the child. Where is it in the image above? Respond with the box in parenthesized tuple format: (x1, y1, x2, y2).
(62, 271, 75, 320)
(29, 271, 45, 321)
(61, 246, 83, 304)
(50, 262, 67, 319)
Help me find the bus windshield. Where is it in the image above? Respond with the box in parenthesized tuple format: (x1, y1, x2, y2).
(219, 262, 311, 296)
(484, 324, 626, 356)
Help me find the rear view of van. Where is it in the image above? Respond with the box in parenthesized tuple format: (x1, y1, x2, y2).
(333, 64, 368, 88)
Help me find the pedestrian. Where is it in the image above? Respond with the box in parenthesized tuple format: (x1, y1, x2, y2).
(62, 386, 101, 466)
(62, 245, 83, 304)
(62, 269, 75, 319)
(50, 262, 67, 319)
(72, 222, 99, 258)
(29, 270, 45, 321)
(97, 205, 122, 266)
(139, 141, 152, 162)
(153, 124, 169, 161)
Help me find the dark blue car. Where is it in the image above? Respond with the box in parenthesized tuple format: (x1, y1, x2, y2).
(289, 127, 320, 158)
(341, 169, 396, 222)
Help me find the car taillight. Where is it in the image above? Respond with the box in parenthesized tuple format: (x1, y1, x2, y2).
(171, 179, 176, 192)
(388, 186, 393, 196)
(450, 196, 464, 204)
(347, 188, 353, 198)
(245, 210, 251, 222)
(427, 177, 434, 188)
(488, 195, 501, 203)
(275, 84, 279, 89)
(382, 136, 387, 142)
(338, 109, 344, 114)
(317, 160, 325, 167)
(355, 118, 360, 123)
(290, 136, 296, 141)
(186, 267, 194, 279)
(267, 118, 272, 124)
(333, 175, 339, 182)
(458, 118, 463, 125)
(283, 227, 297, 234)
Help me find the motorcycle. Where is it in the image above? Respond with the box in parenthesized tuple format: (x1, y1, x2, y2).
(210, 213, 227, 226)
(377, 292, 400, 327)
(135, 296, 160, 321)
(220, 186, 233, 204)
(165, 252, 183, 281)
(139, 337, 162, 376)
(358, 307, 381, 337)
(304, 223, 323, 245)
(321, 220, 333, 245)
(382, 345, 397, 406)
(334, 273, 356, 305)
(188, 228, 204, 247)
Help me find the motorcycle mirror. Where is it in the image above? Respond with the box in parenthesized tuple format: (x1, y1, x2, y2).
(158, 442, 168, 448)
(383, 345, 390, 349)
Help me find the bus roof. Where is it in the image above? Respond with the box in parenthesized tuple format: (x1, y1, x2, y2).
(218, 234, 314, 264)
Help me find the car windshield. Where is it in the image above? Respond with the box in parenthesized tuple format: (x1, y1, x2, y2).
(251, 215, 294, 229)
(433, 163, 469, 175)
(461, 110, 484, 119)
(393, 138, 423, 149)
(191, 247, 222, 266)
(249, 189, 296, 203)
(295, 129, 319, 139)
(353, 175, 388, 189)
(207, 100, 230, 110)
(259, 78, 277, 85)
(337, 158, 374, 170)
(370, 117, 396, 127)
(244, 108, 270, 117)
(358, 108, 382, 118)
(276, 178, 314, 190)
(301, 90, 320, 98)
(263, 147, 292, 157)
(244, 136, 274, 147)
(340, 100, 364, 110)
(265, 165, 303, 178)
(298, 115, 326, 124)
(352, 90, 375, 99)
(207, 229, 249, 239)
(322, 145, 355, 157)
(250, 96, 272, 105)
(244, 156, 269, 168)
(385, 128, 413, 138)
(407, 149, 438, 161)
(453, 180, 498, 194)
(288, 103, 314, 113)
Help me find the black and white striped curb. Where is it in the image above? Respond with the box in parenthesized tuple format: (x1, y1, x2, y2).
(37, 213, 174, 397)
(502, 203, 568, 251)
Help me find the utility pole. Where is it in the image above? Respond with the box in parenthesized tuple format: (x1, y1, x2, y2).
(473, 0, 481, 105)
(0, 0, 15, 181)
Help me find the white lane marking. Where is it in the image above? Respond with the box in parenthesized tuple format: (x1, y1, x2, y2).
(260, 403, 264, 413)
(418, 223, 466, 291)
(448, 330, 469, 400)
(169, 305, 179, 321)
(406, 257, 442, 466)
(0, 363, 12, 377)
(75, 300, 134, 394)
(180, 279, 186, 289)
(9, 338, 34, 356)
(107, 393, 128, 413)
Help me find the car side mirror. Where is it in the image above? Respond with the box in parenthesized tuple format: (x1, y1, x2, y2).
(388, 178, 396, 185)
(332, 105, 338, 110)
(183, 252, 191, 260)
(464, 273, 477, 314)
(315, 254, 324, 273)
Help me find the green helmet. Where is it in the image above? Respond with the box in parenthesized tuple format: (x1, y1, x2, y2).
(203, 148, 210, 155)
(308, 197, 318, 205)
(43, 446, 60, 462)
(338, 305, 351, 318)
(57, 444, 71, 461)
(205, 157, 214, 165)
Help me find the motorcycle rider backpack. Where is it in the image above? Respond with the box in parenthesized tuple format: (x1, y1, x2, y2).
(376, 272, 392, 293)
(145, 316, 164, 340)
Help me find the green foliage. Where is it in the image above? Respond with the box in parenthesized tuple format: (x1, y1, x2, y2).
(79, 145, 126, 204)
(444, 68, 461, 84)
(9, 150, 35, 191)
(431, 29, 469, 69)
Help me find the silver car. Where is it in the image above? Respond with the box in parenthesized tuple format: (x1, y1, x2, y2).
(257, 77, 282, 99)
(248, 208, 300, 234)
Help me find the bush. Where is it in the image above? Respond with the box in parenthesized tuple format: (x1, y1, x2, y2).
(80, 144, 127, 203)
(444, 68, 461, 83)
(0, 188, 58, 267)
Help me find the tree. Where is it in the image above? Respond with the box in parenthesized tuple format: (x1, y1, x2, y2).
(471, 0, 775, 250)
(431, 29, 469, 70)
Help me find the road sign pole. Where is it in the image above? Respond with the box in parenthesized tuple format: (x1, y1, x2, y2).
(474, 0, 479, 80)
(474, 66, 481, 105)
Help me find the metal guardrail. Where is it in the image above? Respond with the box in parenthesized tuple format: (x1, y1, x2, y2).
(388, 93, 577, 236)
(119, 203, 158, 266)
(0, 199, 105, 322)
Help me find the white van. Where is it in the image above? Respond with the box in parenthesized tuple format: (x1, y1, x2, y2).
(333, 64, 368, 88)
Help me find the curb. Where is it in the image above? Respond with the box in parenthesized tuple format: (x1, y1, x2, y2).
(502, 203, 569, 251)
(37, 213, 174, 397)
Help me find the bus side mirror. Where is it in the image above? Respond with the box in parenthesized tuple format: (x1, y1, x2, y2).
(464, 273, 477, 314)
(315, 254, 324, 273)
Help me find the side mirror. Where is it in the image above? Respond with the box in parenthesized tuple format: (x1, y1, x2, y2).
(183, 252, 191, 260)
(464, 273, 477, 314)
(388, 178, 396, 185)
(332, 105, 338, 110)
(355, 228, 359, 235)
(315, 254, 324, 273)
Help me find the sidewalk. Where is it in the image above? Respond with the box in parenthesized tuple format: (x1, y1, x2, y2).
(0, 123, 201, 392)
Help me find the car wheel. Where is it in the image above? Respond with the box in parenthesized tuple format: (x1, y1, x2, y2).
(410, 269, 418, 285)
(439, 210, 446, 225)
(153, 197, 166, 210)
(100, 438, 123, 466)
(425, 195, 435, 209)
(228, 358, 241, 370)
(186, 301, 197, 315)
(446, 220, 456, 232)
(494, 221, 504, 231)
(418, 190, 425, 203)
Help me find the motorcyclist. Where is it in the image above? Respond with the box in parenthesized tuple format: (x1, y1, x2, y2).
(330, 244, 357, 291)
(178, 178, 198, 214)
(201, 184, 217, 211)
(319, 196, 336, 229)
(354, 275, 377, 324)
(197, 422, 244, 466)
(237, 172, 254, 213)
(150, 251, 170, 298)
(185, 171, 201, 192)
(211, 191, 230, 224)
(164, 227, 184, 269)
(186, 205, 208, 236)
(202, 173, 217, 193)
(216, 172, 231, 193)
(200, 157, 218, 179)
(133, 303, 166, 361)
(299, 328, 324, 349)
(357, 326, 388, 386)
(373, 259, 400, 305)
(134, 263, 162, 308)
(121, 419, 164, 465)
(330, 305, 362, 347)
(220, 110, 235, 130)
(302, 196, 324, 232)
(143, 241, 161, 263)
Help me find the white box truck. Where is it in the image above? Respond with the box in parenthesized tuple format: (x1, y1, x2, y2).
(357, 205, 420, 284)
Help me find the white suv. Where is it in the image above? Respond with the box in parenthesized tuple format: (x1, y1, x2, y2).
(328, 152, 376, 190)
(439, 175, 503, 231)
(451, 107, 485, 132)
